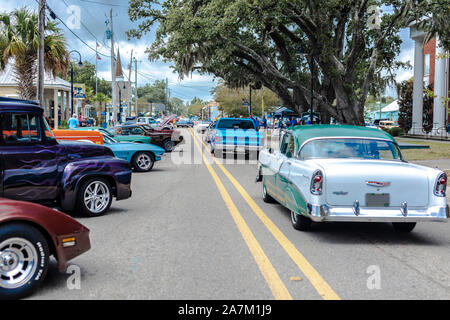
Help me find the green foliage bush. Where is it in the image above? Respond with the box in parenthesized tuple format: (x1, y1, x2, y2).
(382, 127, 404, 137)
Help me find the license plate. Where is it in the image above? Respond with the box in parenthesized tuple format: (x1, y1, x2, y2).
(365, 193, 390, 207)
(236, 146, 246, 152)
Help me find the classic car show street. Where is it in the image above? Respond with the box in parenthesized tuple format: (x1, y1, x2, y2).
(1, 0, 450, 305)
(27, 128, 450, 300)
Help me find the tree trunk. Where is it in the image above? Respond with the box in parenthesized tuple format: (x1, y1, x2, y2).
(15, 54, 37, 100)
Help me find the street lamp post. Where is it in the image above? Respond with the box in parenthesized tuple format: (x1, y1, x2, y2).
(69, 50, 82, 116)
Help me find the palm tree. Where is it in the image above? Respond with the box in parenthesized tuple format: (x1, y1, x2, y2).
(94, 92, 108, 124)
(0, 7, 69, 100)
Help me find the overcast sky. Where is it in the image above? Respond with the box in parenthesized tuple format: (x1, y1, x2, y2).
(1, 0, 415, 101)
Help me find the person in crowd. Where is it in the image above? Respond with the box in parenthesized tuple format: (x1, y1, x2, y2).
(290, 117, 297, 127)
(68, 114, 79, 129)
(261, 116, 267, 129)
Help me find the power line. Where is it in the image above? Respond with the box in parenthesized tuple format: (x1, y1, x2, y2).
(61, 0, 111, 51)
(40, 0, 112, 57)
(77, 0, 127, 7)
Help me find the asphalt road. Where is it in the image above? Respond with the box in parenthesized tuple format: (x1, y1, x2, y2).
(30, 128, 450, 300)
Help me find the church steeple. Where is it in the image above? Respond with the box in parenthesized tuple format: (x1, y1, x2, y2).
(115, 48, 124, 79)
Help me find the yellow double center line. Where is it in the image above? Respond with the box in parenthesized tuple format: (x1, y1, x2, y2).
(188, 128, 292, 300)
(188, 128, 340, 300)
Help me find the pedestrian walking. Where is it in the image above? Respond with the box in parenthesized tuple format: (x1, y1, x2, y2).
(68, 114, 79, 129)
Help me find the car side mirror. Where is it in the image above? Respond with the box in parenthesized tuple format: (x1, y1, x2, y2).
(268, 148, 273, 154)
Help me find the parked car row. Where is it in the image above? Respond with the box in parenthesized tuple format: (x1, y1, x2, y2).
(0, 97, 184, 299)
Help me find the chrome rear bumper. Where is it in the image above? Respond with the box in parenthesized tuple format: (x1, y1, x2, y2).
(215, 143, 263, 153)
(307, 204, 449, 223)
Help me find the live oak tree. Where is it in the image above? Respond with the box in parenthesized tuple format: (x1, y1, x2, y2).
(128, 0, 449, 125)
(127, 0, 416, 125)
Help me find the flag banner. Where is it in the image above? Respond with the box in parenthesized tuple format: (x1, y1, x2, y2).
(73, 83, 86, 99)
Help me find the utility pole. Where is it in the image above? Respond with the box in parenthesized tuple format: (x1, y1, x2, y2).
(134, 57, 138, 116)
(110, 9, 116, 125)
(165, 77, 169, 113)
(37, 0, 45, 109)
(95, 41, 98, 95)
(127, 49, 133, 118)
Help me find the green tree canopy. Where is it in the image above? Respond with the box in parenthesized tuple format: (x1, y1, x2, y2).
(128, 0, 434, 125)
(213, 83, 279, 117)
(65, 60, 112, 98)
(137, 80, 167, 103)
(186, 97, 204, 116)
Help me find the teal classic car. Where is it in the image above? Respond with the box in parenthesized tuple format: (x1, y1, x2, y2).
(257, 125, 448, 232)
(74, 127, 152, 144)
(209, 118, 264, 158)
(102, 134, 165, 172)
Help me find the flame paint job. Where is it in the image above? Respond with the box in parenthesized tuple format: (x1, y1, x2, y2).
(0, 102, 132, 213)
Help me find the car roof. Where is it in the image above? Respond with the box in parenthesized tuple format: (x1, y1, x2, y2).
(218, 117, 254, 121)
(0, 97, 43, 113)
(287, 124, 395, 149)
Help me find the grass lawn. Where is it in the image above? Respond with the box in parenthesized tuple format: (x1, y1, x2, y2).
(397, 139, 450, 161)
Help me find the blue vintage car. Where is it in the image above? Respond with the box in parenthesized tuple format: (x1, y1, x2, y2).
(102, 134, 165, 172)
(209, 118, 264, 158)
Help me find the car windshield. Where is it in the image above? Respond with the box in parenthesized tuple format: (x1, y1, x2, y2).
(102, 134, 118, 144)
(299, 138, 402, 161)
(217, 119, 255, 130)
(141, 125, 153, 131)
(98, 128, 113, 137)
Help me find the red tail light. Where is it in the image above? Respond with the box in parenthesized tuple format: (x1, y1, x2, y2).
(311, 170, 323, 195)
(434, 173, 447, 197)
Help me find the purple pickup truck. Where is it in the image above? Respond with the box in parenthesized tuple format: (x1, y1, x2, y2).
(0, 97, 132, 217)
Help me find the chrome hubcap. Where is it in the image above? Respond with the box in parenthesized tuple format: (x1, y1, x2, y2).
(165, 141, 175, 151)
(137, 154, 152, 170)
(84, 181, 110, 214)
(0, 238, 38, 289)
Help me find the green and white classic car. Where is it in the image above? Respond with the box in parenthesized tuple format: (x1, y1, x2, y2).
(257, 125, 448, 232)
(73, 127, 152, 144)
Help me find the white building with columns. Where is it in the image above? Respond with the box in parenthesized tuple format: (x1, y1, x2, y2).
(409, 21, 449, 138)
(0, 60, 71, 129)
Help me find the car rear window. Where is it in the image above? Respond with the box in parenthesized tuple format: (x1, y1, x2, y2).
(217, 119, 255, 130)
(299, 138, 402, 161)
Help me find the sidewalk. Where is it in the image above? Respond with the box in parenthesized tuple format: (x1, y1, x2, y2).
(411, 159, 450, 174)
(397, 137, 450, 145)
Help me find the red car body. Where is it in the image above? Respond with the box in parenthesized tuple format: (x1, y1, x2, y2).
(0, 198, 90, 271)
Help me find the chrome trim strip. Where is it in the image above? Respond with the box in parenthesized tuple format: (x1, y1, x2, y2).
(306, 204, 448, 222)
(297, 136, 404, 161)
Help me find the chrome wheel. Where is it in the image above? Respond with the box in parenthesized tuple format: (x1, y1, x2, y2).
(136, 153, 153, 171)
(0, 238, 38, 289)
(164, 140, 175, 152)
(83, 181, 111, 214)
